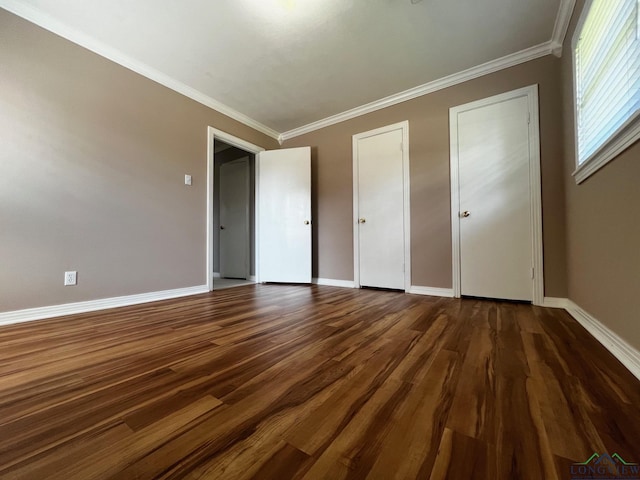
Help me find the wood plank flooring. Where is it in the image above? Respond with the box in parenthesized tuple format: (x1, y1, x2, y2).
(0, 285, 638, 479)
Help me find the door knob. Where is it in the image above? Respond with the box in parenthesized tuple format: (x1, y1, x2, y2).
(304, 220, 310, 225)
(220, 225, 225, 230)
(460, 211, 471, 218)
(359, 218, 366, 224)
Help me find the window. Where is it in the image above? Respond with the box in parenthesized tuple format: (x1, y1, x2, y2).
(573, 0, 640, 183)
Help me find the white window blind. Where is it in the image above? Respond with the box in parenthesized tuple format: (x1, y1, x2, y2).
(575, 0, 640, 165)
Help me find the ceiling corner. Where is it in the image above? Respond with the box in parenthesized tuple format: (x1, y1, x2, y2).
(550, 0, 577, 56)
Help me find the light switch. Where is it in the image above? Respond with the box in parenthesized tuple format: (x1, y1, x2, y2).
(184, 174, 192, 186)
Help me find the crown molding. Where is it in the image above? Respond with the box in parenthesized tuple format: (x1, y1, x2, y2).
(0, 1, 281, 141)
(550, 0, 577, 57)
(3, 0, 571, 143)
(280, 41, 553, 141)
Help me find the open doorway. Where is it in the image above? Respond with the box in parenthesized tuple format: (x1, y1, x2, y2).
(206, 127, 265, 291)
(206, 127, 312, 290)
(212, 139, 256, 290)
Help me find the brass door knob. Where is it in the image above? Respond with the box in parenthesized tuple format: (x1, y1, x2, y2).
(304, 220, 310, 225)
(461, 211, 471, 218)
(359, 218, 366, 224)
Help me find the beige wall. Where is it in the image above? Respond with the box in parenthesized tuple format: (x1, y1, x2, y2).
(0, 11, 278, 312)
(16, 6, 632, 327)
(561, 1, 640, 350)
(284, 56, 568, 296)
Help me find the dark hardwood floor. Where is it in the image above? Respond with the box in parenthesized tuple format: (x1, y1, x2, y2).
(0, 285, 638, 479)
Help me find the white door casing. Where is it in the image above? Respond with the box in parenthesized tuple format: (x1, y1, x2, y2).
(353, 121, 411, 291)
(207, 127, 265, 291)
(219, 157, 250, 279)
(449, 85, 544, 304)
(257, 147, 312, 283)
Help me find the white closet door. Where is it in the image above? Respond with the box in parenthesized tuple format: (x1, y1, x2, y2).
(220, 157, 250, 279)
(456, 95, 532, 301)
(356, 128, 405, 290)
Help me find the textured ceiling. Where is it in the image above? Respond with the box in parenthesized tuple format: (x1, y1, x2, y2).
(3, 0, 561, 133)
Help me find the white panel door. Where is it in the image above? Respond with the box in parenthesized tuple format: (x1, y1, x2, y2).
(220, 157, 250, 279)
(457, 96, 532, 301)
(257, 147, 311, 283)
(356, 128, 405, 290)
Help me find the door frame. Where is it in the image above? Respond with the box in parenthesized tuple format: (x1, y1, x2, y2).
(352, 120, 411, 292)
(206, 127, 264, 291)
(449, 85, 544, 305)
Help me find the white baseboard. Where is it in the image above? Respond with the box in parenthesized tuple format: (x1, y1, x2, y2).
(214, 273, 256, 281)
(0, 285, 209, 327)
(407, 286, 455, 298)
(542, 297, 569, 308)
(312, 278, 356, 288)
(565, 300, 640, 381)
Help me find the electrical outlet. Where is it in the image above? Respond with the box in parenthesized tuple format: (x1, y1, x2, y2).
(64, 271, 77, 286)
